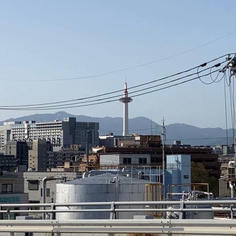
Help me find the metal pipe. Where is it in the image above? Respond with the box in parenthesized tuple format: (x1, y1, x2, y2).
(161, 119, 166, 200)
(42, 176, 66, 219)
(230, 181, 234, 199)
(42, 176, 66, 204)
(2, 199, 236, 208)
(0, 207, 236, 214)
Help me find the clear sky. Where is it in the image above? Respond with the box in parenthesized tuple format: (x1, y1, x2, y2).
(0, 0, 236, 128)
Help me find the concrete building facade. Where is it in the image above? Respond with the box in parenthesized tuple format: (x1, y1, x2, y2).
(0, 121, 19, 152)
(0, 154, 17, 171)
(28, 139, 52, 171)
(0, 172, 28, 219)
(0, 117, 99, 151)
(100, 153, 151, 166)
(24, 171, 81, 203)
(47, 145, 85, 170)
(166, 154, 191, 197)
(4, 141, 28, 167)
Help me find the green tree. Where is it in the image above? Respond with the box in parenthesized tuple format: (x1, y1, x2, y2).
(191, 162, 218, 196)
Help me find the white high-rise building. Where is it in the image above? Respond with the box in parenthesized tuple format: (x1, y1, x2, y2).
(0, 118, 99, 151)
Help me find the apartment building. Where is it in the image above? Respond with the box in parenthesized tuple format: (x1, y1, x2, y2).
(28, 139, 52, 171)
(4, 140, 29, 167)
(0, 117, 99, 151)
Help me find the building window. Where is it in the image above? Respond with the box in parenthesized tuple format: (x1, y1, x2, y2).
(123, 158, 131, 165)
(227, 182, 230, 189)
(139, 158, 147, 165)
(46, 188, 50, 197)
(2, 184, 13, 193)
(228, 168, 235, 178)
(229, 168, 235, 175)
(28, 180, 39, 191)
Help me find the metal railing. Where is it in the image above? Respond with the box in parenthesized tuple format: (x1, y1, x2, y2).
(0, 199, 236, 219)
(1, 219, 236, 235)
(1, 200, 236, 234)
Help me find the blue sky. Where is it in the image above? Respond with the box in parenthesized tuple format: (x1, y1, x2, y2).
(0, 0, 236, 128)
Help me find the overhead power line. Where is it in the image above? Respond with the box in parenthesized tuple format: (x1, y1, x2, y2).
(0, 53, 229, 108)
(0, 63, 224, 110)
(0, 53, 234, 111)
(0, 67, 223, 111)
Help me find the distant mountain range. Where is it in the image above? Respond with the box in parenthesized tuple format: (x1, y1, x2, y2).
(0, 111, 232, 146)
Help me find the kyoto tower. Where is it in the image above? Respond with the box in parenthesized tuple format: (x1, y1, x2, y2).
(119, 83, 133, 136)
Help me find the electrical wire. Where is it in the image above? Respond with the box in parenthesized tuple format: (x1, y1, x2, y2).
(209, 68, 226, 84)
(0, 68, 221, 111)
(132, 68, 221, 99)
(0, 54, 232, 111)
(0, 53, 233, 109)
(0, 63, 223, 110)
(198, 62, 225, 85)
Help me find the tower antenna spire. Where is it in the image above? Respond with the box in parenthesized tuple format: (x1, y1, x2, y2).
(119, 83, 133, 136)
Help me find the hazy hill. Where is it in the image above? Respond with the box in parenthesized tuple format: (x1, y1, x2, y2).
(0, 111, 231, 146)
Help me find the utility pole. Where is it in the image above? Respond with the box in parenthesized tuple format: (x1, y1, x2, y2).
(161, 118, 166, 200)
(228, 56, 236, 169)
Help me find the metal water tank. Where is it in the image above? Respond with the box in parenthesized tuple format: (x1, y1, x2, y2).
(56, 173, 151, 219)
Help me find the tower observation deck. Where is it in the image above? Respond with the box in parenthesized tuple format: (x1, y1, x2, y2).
(119, 83, 133, 136)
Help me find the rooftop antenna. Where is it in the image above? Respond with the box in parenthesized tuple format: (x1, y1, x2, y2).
(161, 117, 166, 200)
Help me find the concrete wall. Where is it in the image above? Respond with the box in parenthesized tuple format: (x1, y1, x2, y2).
(219, 178, 233, 197)
(100, 154, 120, 166)
(0, 172, 24, 194)
(100, 154, 151, 166)
(24, 172, 81, 203)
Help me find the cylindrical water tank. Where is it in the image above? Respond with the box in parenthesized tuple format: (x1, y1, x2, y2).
(56, 173, 151, 219)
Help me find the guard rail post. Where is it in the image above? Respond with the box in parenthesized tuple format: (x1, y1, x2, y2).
(110, 202, 116, 219)
(180, 199, 186, 219)
(51, 203, 56, 220)
(231, 204, 234, 219)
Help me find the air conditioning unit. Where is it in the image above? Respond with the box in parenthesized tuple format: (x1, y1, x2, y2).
(228, 161, 235, 168)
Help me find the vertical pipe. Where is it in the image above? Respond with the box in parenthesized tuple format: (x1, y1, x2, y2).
(229, 181, 234, 199)
(42, 177, 47, 220)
